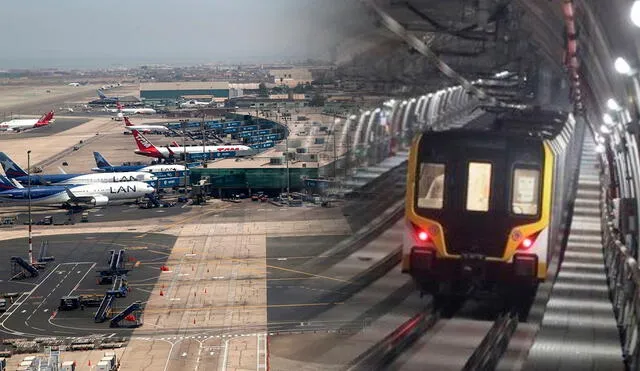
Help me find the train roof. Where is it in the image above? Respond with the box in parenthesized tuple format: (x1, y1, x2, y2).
(447, 106, 569, 139)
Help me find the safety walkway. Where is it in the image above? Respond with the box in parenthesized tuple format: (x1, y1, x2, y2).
(524, 139, 623, 370)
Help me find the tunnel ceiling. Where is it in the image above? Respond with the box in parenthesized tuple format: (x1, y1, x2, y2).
(336, 0, 634, 117)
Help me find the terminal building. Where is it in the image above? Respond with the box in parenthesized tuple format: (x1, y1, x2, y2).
(140, 82, 230, 104)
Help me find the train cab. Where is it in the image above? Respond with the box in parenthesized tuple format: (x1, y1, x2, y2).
(402, 109, 578, 306)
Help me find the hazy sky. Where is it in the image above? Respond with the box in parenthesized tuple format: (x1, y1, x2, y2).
(0, 0, 365, 69)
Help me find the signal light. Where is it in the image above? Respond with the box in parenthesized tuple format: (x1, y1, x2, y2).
(522, 238, 533, 248)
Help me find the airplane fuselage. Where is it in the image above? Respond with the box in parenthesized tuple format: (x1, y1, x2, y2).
(0, 181, 155, 205)
(13, 171, 156, 186)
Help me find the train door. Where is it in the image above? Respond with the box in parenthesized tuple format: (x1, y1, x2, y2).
(447, 146, 508, 258)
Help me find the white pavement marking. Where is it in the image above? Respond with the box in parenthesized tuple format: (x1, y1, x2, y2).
(68, 262, 97, 296)
(221, 339, 230, 371)
(0, 264, 62, 334)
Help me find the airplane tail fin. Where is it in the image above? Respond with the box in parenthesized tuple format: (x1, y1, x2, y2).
(93, 152, 112, 168)
(0, 174, 17, 190)
(123, 117, 133, 126)
(0, 152, 29, 178)
(116, 102, 123, 111)
(132, 130, 163, 157)
(97, 90, 107, 99)
(35, 111, 54, 127)
(171, 141, 179, 147)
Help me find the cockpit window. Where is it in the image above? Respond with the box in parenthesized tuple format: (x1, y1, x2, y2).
(512, 168, 541, 215)
(466, 162, 492, 212)
(417, 163, 445, 209)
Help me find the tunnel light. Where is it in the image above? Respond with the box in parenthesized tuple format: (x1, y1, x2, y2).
(364, 110, 371, 115)
(595, 144, 606, 153)
(600, 125, 611, 135)
(350, 115, 357, 120)
(410, 98, 417, 103)
(334, 118, 341, 124)
(603, 113, 615, 126)
(374, 108, 381, 114)
(494, 70, 510, 78)
(615, 57, 633, 75)
(632, 1, 640, 27)
(607, 98, 622, 111)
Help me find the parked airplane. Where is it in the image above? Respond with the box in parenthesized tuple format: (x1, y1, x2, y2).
(131, 130, 252, 159)
(0, 174, 154, 208)
(107, 102, 156, 116)
(179, 99, 211, 108)
(97, 89, 118, 100)
(0, 152, 156, 186)
(0, 111, 55, 132)
(123, 117, 169, 133)
(92, 152, 186, 173)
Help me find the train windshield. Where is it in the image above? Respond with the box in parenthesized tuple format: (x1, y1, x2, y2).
(417, 163, 445, 209)
(512, 168, 541, 215)
(466, 162, 492, 212)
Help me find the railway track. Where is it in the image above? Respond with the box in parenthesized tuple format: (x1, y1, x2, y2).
(347, 305, 520, 371)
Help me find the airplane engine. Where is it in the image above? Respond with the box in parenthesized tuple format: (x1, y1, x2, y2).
(90, 195, 109, 206)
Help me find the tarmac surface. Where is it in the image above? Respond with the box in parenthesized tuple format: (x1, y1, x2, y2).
(1, 201, 189, 225)
(0, 118, 90, 139)
(0, 232, 176, 338)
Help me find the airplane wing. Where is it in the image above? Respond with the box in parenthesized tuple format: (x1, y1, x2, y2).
(64, 188, 95, 203)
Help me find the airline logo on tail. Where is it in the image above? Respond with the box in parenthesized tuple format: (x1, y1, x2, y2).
(93, 152, 112, 168)
(0, 152, 29, 178)
(116, 102, 123, 112)
(34, 111, 54, 127)
(132, 130, 163, 158)
(0, 174, 16, 190)
(124, 117, 133, 126)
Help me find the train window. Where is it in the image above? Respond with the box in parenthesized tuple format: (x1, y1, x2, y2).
(466, 162, 492, 212)
(417, 163, 445, 209)
(512, 168, 540, 215)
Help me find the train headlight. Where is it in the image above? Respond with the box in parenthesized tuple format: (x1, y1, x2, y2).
(517, 231, 541, 251)
(418, 231, 429, 241)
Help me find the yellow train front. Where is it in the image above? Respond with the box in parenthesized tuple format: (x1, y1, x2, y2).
(402, 112, 578, 303)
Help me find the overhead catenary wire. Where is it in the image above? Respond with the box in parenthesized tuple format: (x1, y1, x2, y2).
(358, 0, 498, 105)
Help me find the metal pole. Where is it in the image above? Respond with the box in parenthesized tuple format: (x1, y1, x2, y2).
(333, 126, 338, 179)
(27, 150, 33, 264)
(286, 135, 290, 197)
(201, 114, 206, 166)
(181, 120, 189, 193)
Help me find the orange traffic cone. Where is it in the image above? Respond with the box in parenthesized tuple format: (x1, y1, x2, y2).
(193, 318, 196, 324)
(161, 284, 165, 289)
(194, 292, 196, 297)
(204, 288, 207, 294)
(191, 265, 194, 271)
(160, 290, 164, 296)
(88, 360, 91, 366)
(207, 268, 210, 273)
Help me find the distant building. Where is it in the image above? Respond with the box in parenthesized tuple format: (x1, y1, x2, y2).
(140, 82, 230, 103)
(269, 68, 313, 88)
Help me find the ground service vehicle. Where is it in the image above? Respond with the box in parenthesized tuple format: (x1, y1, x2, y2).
(402, 108, 582, 313)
